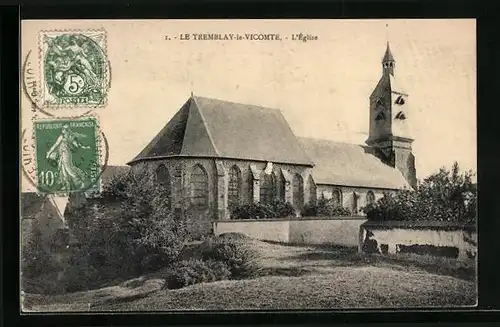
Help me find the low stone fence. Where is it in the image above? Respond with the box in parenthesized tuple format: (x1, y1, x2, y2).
(358, 220, 477, 262)
(213, 216, 368, 247)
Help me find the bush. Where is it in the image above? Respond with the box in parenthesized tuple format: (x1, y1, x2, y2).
(230, 202, 275, 219)
(363, 162, 477, 224)
(270, 200, 296, 218)
(63, 169, 187, 291)
(301, 198, 351, 217)
(201, 236, 259, 279)
(164, 259, 231, 289)
(230, 201, 295, 219)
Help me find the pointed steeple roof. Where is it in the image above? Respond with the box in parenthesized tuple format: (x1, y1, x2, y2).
(382, 42, 395, 63)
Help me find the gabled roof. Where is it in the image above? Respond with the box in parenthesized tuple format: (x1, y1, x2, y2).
(129, 96, 314, 166)
(298, 137, 410, 190)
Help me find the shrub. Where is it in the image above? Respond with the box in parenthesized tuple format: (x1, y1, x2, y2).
(164, 259, 231, 289)
(270, 200, 296, 218)
(363, 162, 477, 224)
(301, 202, 317, 217)
(201, 236, 259, 279)
(301, 198, 351, 217)
(230, 202, 275, 219)
(230, 201, 295, 219)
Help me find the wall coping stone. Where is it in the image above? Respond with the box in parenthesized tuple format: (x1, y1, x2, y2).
(214, 216, 368, 223)
(362, 220, 476, 232)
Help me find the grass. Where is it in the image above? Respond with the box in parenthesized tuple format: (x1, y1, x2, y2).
(22, 238, 477, 312)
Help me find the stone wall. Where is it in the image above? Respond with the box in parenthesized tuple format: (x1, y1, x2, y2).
(358, 220, 477, 262)
(213, 216, 368, 247)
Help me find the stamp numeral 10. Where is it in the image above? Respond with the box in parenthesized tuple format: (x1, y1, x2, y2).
(39, 170, 56, 187)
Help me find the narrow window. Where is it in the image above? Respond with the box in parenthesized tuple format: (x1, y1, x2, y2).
(308, 175, 317, 205)
(190, 164, 208, 209)
(156, 165, 172, 209)
(375, 112, 385, 121)
(260, 171, 276, 205)
(332, 189, 342, 206)
(228, 165, 242, 206)
(292, 174, 304, 208)
(395, 96, 405, 105)
(366, 190, 376, 205)
(352, 192, 358, 214)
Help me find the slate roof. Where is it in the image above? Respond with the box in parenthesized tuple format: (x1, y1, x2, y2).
(129, 95, 412, 190)
(129, 96, 314, 166)
(382, 42, 395, 63)
(298, 137, 410, 190)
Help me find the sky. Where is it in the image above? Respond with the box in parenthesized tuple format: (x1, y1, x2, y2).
(21, 19, 476, 189)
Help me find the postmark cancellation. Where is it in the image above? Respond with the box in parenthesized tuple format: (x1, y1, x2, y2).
(39, 30, 109, 108)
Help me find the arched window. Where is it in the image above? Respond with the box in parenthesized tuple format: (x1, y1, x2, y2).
(260, 172, 276, 205)
(190, 165, 208, 208)
(293, 174, 304, 208)
(228, 165, 242, 206)
(156, 165, 172, 209)
(366, 190, 376, 205)
(332, 189, 342, 206)
(375, 112, 385, 121)
(352, 192, 358, 214)
(308, 175, 317, 205)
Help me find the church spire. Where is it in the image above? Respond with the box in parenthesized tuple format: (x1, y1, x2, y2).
(382, 42, 396, 76)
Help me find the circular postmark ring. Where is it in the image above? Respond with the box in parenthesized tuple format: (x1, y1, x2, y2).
(21, 121, 110, 196)
(22, 50, 54, 117)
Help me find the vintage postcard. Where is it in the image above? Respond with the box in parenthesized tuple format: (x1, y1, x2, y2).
(20, 19, 477, 312)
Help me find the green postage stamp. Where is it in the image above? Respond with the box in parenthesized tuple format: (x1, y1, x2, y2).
(40, 30, 109, 108)
(33, 116, 102, 194)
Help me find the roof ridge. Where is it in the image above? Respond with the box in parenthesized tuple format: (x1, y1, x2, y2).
(193, 95, 282, 113)
(298, 136, 365, 147)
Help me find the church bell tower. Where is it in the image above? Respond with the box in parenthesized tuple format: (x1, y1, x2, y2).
(366, 42, 417, 189)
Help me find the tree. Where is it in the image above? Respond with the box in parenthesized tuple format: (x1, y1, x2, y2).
(363, 162, 476, 224)
(63, 168, 187, 291)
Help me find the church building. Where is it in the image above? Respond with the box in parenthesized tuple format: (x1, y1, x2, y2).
(127, 43, 416, 223)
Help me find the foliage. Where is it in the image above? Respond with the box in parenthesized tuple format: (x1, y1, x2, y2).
(201, 236, 259, 279)
(164, 259, 231, 290)
(21, 222, 60, 279)
(270, 200, 296, 218)
(301, 198, 351, 217)
(230, 201, 295, 219)
(363, 162, 477, 224)
(64, 168, 187, 291)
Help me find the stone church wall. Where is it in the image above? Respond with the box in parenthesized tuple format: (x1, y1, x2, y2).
(131, 157, 314, 218)
(316, 185, 394, 215)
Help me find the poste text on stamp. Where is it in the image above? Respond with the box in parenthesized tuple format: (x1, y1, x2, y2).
(39, 30, 110, 108)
